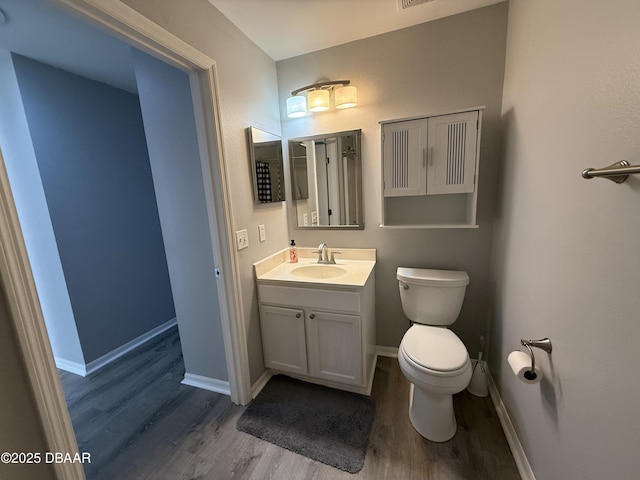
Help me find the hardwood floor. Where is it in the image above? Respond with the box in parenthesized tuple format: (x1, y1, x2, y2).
(59, 327, 520, 479)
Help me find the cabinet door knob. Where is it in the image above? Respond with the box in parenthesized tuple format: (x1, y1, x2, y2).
(309, 313, 315, 319)
(296, 313, 301, 318)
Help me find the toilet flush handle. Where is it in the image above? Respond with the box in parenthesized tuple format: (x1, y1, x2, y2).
(399, 281, 409, 290)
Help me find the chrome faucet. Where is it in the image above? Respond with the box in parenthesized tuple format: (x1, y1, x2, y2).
(315, 243, 329, 263)
(314, 243, 341, 264)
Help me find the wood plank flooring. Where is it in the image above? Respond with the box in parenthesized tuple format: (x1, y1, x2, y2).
(59, 327, 520, 479)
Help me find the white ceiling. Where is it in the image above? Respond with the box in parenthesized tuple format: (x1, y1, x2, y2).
(0, 0, 504, 95)
(209, 0, 505, 61)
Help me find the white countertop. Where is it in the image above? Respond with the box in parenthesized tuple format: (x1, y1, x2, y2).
(254, 247, 376, 287)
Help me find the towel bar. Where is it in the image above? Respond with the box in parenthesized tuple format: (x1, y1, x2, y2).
(582, 160, 640, 183)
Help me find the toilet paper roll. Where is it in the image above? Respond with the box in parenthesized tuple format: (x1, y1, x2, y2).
(508, 350, 543, 384)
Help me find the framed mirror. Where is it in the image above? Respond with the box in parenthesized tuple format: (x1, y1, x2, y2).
(247, 126, 285, 203)
(289, 129, 363, 229)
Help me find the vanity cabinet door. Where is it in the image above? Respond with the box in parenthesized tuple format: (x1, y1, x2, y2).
(306, 310, 362, 386)
(260, 305, 307, 375)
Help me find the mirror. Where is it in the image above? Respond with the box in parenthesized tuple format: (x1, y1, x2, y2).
(289, 129, 363, 229)
(247, 127, 285, 203)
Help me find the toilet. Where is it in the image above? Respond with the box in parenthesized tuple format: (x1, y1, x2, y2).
(396, 267, 472, 442)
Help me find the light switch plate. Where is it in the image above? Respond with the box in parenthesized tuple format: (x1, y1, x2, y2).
(235, 229, 249, 250)
(258, 224, 266, 242)
(303, 213, 308, 226)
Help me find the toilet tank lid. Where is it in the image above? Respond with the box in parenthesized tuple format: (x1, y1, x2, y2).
(397, 267, 469, 287)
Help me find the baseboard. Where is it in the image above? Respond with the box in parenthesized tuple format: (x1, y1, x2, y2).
(182, 373, 230, 396)
(54, 357, 87, 377)
(251, 369, 273, 399)
(376, 345, 399, 358)
(84, 318, 177, 376)
(485, 364, 536, 480)
(56, 318, 177, 377)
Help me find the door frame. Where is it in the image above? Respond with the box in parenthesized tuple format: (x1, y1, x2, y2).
(0, 1, 251, 478)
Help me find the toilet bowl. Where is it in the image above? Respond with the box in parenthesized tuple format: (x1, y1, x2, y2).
(398, 325, 472, 441)
(396, 267, 472, 442)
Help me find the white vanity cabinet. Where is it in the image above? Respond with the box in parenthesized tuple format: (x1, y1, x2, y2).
(257, 275, 376, 395)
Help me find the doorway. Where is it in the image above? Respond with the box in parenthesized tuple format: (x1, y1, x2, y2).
(0, 50, 180, 378)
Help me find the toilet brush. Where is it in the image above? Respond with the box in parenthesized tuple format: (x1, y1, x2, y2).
(467, 336, 488, 397)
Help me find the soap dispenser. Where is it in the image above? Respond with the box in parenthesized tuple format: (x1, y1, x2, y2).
(289, 240, 298, 263)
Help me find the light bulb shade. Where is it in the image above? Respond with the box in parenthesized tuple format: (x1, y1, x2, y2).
(286, 95, 307, 118)
(335, 85, 358, 109)
(308, 89, 330, 112)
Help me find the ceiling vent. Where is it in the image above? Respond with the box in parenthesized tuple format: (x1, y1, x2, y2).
(398, 0, 436, 10)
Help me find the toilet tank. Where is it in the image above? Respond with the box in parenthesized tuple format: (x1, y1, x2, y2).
(397, 267, 469, 325)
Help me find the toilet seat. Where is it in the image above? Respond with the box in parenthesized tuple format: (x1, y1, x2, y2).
(400, 325, 469, 377)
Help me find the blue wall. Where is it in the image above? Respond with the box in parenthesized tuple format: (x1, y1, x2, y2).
(12, 54, 175, 363)
(0, 51, 85, 368)
(133, 50, 227, 381)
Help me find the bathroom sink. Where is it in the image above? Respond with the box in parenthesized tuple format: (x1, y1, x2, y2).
(254, 247, 376, 286)
(290, 264, 348, 279)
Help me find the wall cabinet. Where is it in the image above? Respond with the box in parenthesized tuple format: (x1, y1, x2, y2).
(381, 108, 483, 228)
(257, 279, 376, 395)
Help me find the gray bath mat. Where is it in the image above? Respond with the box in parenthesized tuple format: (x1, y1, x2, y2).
(236, 375, 375, 473)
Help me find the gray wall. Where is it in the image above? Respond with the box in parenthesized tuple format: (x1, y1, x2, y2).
(11, 54, 175, 363)
(277, 3, 509, 351)
(123, 0, 289, 384)
(490, 0, 640, 478)
(0, 287, 55, 480)
(132, 49, 227, 381)
(0, 50, 85, 367)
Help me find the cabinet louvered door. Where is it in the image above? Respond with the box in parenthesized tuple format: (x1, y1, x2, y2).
(427, 111, 478, 195)
(383, 119, 427, 197)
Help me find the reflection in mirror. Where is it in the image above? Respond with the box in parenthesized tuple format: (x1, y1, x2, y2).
(289, 130, 362, 229)
(247, 127, 285, 203)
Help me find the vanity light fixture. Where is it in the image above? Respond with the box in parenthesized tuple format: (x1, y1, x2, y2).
(286, 95, 307, 118)
(335, 85, 358, 109)
(308, 89, 330, 112)
(286, 80, 357, 118)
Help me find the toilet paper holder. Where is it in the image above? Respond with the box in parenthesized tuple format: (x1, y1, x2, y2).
(520, 338, 552, 380)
